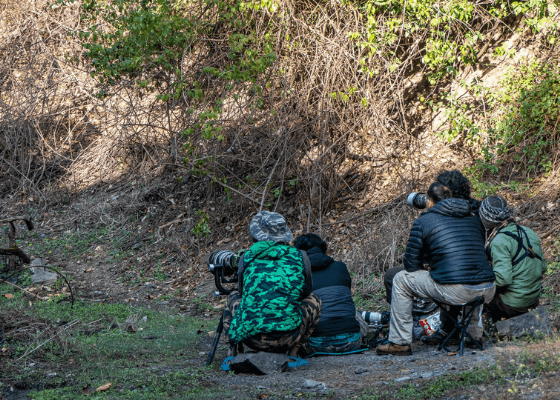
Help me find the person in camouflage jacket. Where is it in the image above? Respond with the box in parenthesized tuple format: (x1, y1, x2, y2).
(222, 211, 321, 356)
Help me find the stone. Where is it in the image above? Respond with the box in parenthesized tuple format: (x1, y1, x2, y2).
(354, 367, 368, 374)
(495, 307, 552, 338)
(394, 376, 412, 383)
(420, 372, 434, 379)
(304, 379, 325, 389)
(30, 260, 57, 285)
(30, 258, 47, 267)
(229, 352, 290, 375)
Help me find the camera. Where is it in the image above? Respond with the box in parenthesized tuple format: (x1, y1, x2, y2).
(361, 311, 390, 327)
(207, 250, 239, 296)
(407, 192, 427, 209)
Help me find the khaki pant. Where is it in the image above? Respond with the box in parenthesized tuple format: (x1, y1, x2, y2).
(389, 270, 496, 345)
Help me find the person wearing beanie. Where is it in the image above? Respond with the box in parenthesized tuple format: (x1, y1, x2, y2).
(479, 196, 546, 323)
(222, 211, 321, 357)
(377, 172, 495, 356)
(294, 233, 369, 355)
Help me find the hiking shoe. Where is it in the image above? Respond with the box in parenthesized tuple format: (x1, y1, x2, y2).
(376, 342, 412, 356)
(421, 329, 448, 345)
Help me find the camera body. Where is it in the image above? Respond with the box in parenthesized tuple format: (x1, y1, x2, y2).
(407, 192, 427, 209)
(207, 250, 239, 296)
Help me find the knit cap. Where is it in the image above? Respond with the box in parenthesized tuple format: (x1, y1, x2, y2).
(479, 196, 511, 223)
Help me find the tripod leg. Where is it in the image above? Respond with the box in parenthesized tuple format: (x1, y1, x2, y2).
(206, 314, 224, 365)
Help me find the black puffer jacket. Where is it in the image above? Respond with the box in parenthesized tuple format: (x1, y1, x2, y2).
(306, 247, 360, 337)
(403, 198, 495, 284)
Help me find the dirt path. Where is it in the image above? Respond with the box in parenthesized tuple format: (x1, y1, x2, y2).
(200, 340, 497, 398)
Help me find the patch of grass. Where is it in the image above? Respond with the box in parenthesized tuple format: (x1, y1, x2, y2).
(16, 224, 132, 260)
(352, 274, 387, 312)
(191, 297, 214, 313)
(1, 286, 224, 399)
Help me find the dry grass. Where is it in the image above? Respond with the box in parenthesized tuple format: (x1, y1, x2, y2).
(0, 0, 559, 286)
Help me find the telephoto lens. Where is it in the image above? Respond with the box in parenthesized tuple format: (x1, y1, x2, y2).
(407, 192, 427, 209)
(208, 250, 237, 275)
(361, 311, 390, 326)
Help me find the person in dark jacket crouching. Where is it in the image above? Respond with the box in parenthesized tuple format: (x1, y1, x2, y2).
(294, 234, 368, 355)
(377, 172, 496, 356)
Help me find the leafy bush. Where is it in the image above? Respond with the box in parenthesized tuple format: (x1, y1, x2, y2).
(488, 61, 560, 175)
(429, 59, 560, 195)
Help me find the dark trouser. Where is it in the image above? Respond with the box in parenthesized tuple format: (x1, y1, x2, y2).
(222, 291, 322, 353)
(384, 266, 405, 304)
(485, 294, 539, 324)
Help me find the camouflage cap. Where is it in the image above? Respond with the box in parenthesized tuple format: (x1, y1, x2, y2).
(249, 211, 293, 242)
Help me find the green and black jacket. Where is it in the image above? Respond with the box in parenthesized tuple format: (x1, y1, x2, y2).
(228, 241, 312, 343)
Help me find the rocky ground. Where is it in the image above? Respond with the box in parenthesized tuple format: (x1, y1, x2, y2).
(194, 335, 560, 399)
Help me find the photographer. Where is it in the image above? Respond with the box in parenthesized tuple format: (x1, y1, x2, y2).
(293, 233, 368, 355)
(479, 196, 546, 323)
(377, 171, 496, 356)
(221, 211, 321, 357)
(383, 170, 484, 304)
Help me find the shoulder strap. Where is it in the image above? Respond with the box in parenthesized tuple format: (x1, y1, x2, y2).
(497, 224, 543, 266)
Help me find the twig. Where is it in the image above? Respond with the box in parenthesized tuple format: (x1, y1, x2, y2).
(312, 194, 406, 228)
(260, 131, 286, 211)
(17, 319, 80, 361)
(164, 163, 261, 205)
(0, 280, 47, 301)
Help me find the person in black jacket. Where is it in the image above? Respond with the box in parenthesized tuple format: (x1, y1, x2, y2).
(377, 171, 496, 356)
(294, 234, 368, 355)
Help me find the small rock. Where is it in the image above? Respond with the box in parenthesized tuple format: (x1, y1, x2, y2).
(30, 258, 47, 267)
(141, 316, 147, 322)
(496, 307, 552, 338)
(229, 352, 290, 375)
(354, 367, 368, 374)
(30, 266, 57, 285)
(420, 372, 434, 379)
(304, 379, 324, 388)
(131, 242, 143, 250)
(145, 283, 157, 288)
(46, 372, 57, 378)
(394, 376, 412, 383)
(40, 233, 46, 238)
(94, 291, 103, 295)
(159, 301, 169, 305)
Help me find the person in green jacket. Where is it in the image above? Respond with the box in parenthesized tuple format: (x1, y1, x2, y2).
(479, 196, 547, 323)
(221, 211, 321, 357)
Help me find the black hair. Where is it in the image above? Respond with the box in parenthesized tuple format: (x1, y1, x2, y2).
(427, 182, 454, 204)
(435, 170, 471, 200)
(293, 233, 327, 254)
